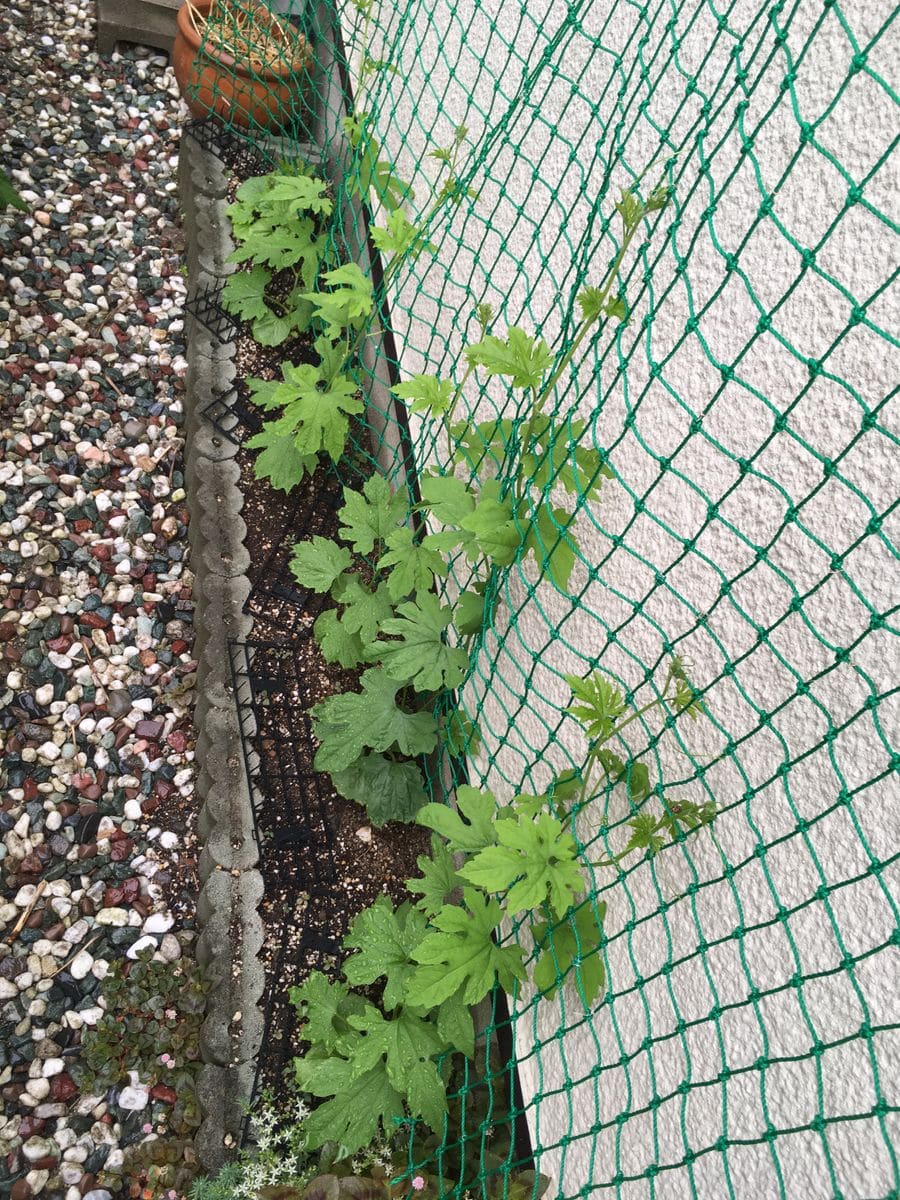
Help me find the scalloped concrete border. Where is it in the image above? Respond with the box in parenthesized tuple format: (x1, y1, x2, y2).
(179, 136, 265, 1173)
(177, 10, 437, 1162)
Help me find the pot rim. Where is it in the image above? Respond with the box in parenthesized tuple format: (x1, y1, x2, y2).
(176, 0, 310, 83)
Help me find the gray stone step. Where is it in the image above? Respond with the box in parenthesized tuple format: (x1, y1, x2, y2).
(97, 0, 180, 56)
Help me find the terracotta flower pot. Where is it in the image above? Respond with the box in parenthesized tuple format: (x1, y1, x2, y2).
(171, 0, 312, 131)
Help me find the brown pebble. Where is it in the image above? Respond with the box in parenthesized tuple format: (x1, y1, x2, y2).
(44, 922, 66, 941)
(110, 838, 133, 862)
(50, 1072, 78, 1102)
(0, 622, 17, 641)
(30, 1155, 58, 1171)
(10, 1177, 33, 1200)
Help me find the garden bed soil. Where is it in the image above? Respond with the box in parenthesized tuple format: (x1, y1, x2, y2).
(220, 321, 431, 1100)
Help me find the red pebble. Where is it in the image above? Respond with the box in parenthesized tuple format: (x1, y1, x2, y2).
(73, 519, 92, 532)
(46, 636, 72, 653)
(166, 730, 188, 753)
(110, 838, 133, 862)
(103, 886, 125, 907)
(17, 1116, 46, 1139)
(0, 623, 17, 642)
(150, 1084, 177, 1104)
(122, 877, 141, 901)
(170, 639, 188, 655)
(23, 778, 38, 801)
(50, 1072, 78, 1102)
(135, 720, 163, 740)
(80, 613, 108, 629)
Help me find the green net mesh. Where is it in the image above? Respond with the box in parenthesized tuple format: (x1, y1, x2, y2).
(185, 0, 900, 1194)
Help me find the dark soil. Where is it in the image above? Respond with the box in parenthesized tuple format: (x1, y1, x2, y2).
(226, 325, 431, 1098)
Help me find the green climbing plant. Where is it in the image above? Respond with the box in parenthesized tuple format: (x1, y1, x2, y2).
(285, 662, 714, 1180)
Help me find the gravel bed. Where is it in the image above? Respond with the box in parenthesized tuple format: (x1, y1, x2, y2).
(0, 2, 196, 1197)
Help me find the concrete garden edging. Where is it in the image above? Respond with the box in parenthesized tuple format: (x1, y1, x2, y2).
(178, 136, 266, 1173)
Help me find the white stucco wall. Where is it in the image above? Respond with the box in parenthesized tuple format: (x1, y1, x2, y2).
(337, 0, 899, 1194)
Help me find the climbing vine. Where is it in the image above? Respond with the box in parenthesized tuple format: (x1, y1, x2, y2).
(212, 86, 716, 1195)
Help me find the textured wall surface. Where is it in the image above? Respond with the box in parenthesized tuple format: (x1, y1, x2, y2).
(343, 0, 899, 1194)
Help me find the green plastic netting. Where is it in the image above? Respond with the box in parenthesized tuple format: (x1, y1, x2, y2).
(187, 0, 899, 1194)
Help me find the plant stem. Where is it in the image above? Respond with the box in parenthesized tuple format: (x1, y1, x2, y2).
(516, 223, 640, 494)
(575, 666, 675, 809)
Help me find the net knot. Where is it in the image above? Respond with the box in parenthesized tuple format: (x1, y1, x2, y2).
(859, 408, 883, 432)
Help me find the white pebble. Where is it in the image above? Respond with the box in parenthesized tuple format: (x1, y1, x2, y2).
(25, 1077, 51, 1100)
(142, 912, 173, 935)
(68, 950, 94, 980)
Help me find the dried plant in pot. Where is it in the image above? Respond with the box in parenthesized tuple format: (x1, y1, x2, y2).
(172, 0, 313, 131)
